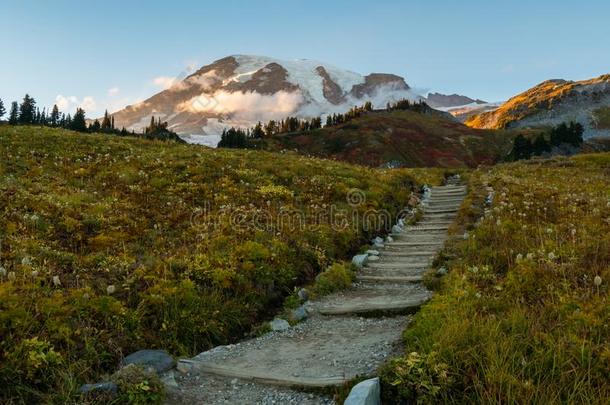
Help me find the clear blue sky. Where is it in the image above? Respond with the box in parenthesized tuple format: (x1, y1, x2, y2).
(1, 0, 609, 116)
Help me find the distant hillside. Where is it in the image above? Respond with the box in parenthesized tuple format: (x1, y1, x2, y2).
(466, 74, 610, 138)
(256, 109, 518, 168)
(426, 92, 486, 108)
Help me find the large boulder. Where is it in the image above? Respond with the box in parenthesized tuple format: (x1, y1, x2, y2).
(344, 377, 380, 405)
(270, 318, 290, 331)
(352, 254, 369, 268)
(121, 349, 175, 374)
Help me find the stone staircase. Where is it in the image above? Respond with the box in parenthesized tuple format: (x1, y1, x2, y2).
(166, 182, 466, 404)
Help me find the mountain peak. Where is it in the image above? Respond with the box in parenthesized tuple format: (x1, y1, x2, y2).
(111, 55, 421, 142)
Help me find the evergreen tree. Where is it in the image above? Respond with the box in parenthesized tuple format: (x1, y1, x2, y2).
(18, 94, 36, 124)
(0, 98, 5, 119)
(511, 134, 533, 160)
(101, 110, 112, 131)
(8, 102, 19, 124)
(71, 108, 87, 132)
(50, 105, 60, 127)
(532, 134, 550, 156)
(251, 121, 265, 139)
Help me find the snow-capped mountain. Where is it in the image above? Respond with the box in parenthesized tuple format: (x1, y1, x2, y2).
(111, 55, 422, 145)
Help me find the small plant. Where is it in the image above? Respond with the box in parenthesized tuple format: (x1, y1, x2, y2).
(112, 365, 165, 405)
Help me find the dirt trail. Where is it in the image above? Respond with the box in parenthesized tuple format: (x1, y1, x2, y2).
(166, 182, 466, 404)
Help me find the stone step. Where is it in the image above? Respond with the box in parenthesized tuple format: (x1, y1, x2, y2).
(317, 295, 429, 316)
(424, 208, 459, 214)
(379, 251, 437, 257)
(384, 241, 444, 248)
(366, 262, 429, 270)
(357, 275, 423, 283)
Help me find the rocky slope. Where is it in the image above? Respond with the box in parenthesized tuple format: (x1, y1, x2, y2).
(465, 74, 610, 138)
(111, 55, 422, 143)
(426, 92, 486, 108)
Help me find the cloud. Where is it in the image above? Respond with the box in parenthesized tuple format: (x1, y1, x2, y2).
(55, 95, 97, 113)
(177, 90, 304, 122)
(107, 87, 120, 96)
(153, 76, 178, 90)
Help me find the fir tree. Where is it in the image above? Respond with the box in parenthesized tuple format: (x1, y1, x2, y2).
(50, 105, 60, 127)
(101, 110, 112, 131)
(18, 94, 36, 124)
(71, 108, 87, 132)
(8, 102, 19, 124)
(0, 98, 5, 119)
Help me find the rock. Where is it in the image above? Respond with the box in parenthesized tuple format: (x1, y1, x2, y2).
(367, 255, 380, 262)
(366, 250, 379, 256)
(290, 306, 308, 322)
(392, 225, 403, 234)
(270, 318, 290, 331)
(385, 236, 394, 243)
(121, 349, 176, 374)
(437, 266, 448, 276)
(398, 218, 405, 227)
(372, 237, 384, 245)
(176, 359, 195, 374)
(160, 370, 179, 388)
(79, 382, 118, 398)
(352, 254, 369, 269)
(344, 377, 380, 405)
(297, 288, 309, 301)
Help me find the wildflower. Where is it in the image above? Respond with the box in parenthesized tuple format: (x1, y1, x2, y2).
(0, 266, 6, 277)
(52, 276, 61, 287)
(516, 253, 523, 262)
(21, 256, 32, 266)
(594, 276, 602, 287)
(526, 253, 535, 260)
(8, 272, 16, 281)
(31, 270, 39, 278)
(548, 252, 556, 260)
(107, 285, 116, 295)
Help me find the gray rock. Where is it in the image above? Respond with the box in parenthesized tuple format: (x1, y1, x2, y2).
(352, 254, 369, 268)
(270, 318, 290, 331)
(160, 370, 179, 388)
(344, 377, 380, 405)
(290, 306, 308, 322)
(79, 382, 118, 398)
(121, 349, 175, 374)
(437, 266, 448, 276)
(372, 237, 384, 245)
(297, 288, 309, 302)
(385, 236, 394, 243)
(367, 255, 380, 262)
(366, 250, 380, 256)
(392, 224, 403, 234)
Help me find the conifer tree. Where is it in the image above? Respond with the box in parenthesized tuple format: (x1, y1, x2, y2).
(101, 110, 112, 131)
(71, 108, 87, 132)
(18, 94, 36, 124)
(0, 98, 5, 119)
(8, 102, 19, 124)
(50, 105, 60, 127)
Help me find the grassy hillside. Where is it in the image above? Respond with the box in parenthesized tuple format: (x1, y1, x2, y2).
(382, 153, 610, 403)
(257, 110, 518, 168)
(0, 126, 439, 403)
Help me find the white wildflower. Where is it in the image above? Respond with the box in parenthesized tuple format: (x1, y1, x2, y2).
(548, 252, 556, 260)
(0, 266, 6, 277)
(594, 276, 602, 287)
(107, 285, 116, 295)
(31, 271, 39, 278)
(8, 272, 16, 281)
(516, 253, 523, 262)
(526, 253, 535, 260)
(52, 276, 61, 287)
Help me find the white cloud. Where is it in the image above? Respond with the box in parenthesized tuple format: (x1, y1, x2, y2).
(54, 95, 97, 113)
(177, 90, 304, 122)
(107, 87, 120, 96)
(153, 76, 178, 90)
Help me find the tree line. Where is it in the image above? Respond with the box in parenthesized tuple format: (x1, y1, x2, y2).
(510, 122, 584, 160)
(0, 94, 183, 142)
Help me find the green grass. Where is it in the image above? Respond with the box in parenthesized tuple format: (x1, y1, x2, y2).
(381, 153, 610, 403)
(0, 125, 432, 403)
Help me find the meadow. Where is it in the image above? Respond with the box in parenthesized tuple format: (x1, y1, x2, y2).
(382, 153, 610, 403)
(0, 126, 433, 403)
